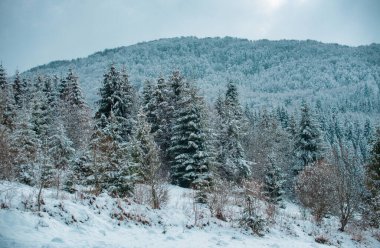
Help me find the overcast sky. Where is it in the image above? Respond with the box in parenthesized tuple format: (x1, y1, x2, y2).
(1, 0, 379, 74)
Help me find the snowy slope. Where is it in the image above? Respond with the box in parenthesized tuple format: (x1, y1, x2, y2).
(0, 181, 378, 248)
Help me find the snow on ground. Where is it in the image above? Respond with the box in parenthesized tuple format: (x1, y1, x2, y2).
(0, 181, 379, 248)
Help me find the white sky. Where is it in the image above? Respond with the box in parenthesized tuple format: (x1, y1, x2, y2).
(1, 0, 379, 74)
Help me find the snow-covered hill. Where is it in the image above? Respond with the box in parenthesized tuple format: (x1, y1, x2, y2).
(21, 37, 380, 117)
(0, 181, 378, 248)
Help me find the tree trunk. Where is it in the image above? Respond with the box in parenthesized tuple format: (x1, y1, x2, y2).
(151, 184, 159, 209)
(37, 182, 43, 212)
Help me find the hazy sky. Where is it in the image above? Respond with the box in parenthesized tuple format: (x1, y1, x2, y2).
(1, 0, 379, 74)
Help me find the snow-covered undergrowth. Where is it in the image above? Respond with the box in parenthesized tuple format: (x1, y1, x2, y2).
(0, 181, 378, 248)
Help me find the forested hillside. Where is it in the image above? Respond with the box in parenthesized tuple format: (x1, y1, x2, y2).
(1, 37, 380, 246)
(23, 37, 380, 115)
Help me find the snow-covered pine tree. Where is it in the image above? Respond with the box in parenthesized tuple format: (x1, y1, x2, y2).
(169, 84, 212, 189)
(365, 127, 380, 227)
(11, 107, 39, 185)
(95, 65, 136, 142)
(293, 102, 324, 174)
(59, 70, 92, 150)
(0, 66, 16, 130)
(150, 76, 174, 170)
(48, 122, 75, 195)
(216, 82, 251, 182)
(263, 153, 285, 205)
(31, 79, 54, 140)
(0, 64, 6, 89)
(142, 80, 156, 125)
(130, 108, 163, 208)
(13, 70, 25, 109)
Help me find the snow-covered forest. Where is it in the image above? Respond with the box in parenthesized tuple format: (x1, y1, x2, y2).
(0, 37, 380, 247)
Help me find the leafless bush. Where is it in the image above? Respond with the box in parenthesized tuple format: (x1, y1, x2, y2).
(239, 180, 266, 236)
(295, 161, 337, 223)
(0, 127, 15, 180)
(315, 235, 330, 245)
(133, 183, 168, 209)
(207, 180, 231, 221)
(265, 203, 277, 225)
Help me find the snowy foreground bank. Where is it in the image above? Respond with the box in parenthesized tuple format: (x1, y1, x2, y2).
(0, 181, 378, 248)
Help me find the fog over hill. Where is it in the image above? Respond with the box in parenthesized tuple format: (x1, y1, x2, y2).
(23, 37, 380, 118)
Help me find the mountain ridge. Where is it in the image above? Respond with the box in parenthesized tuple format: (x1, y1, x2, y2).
(21, 36, 380, 121)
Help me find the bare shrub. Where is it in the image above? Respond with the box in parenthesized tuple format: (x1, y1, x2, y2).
(315, 235, 330, 245)
(295, 161, 337, 223)
(133, 183, 168, 209)
(265, 203, 277, 225)
(239, 180, 266, 236)
(0, 127, 15, 180)
(207, 180, 231, 221)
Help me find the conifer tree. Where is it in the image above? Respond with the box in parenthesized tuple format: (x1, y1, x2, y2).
(11, 108, 39, 185)
(293, 102, 324, 174)
(131, 109, 163, 208)
(13, 71, 25, 108)
(95, 65, 136, 141)
(59, 70, 92, 150)
(216, 82, 251, 182)
(150, 76, 173, 169)
(0, 66, 16, 130)
(48, 122, 75, 194)
(263, 153, 285, 205)
(169, 85, 212, 188)
(365, 127, 380, 227)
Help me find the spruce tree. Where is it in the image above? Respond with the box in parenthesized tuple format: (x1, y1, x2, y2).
(365, 127, 380, 227)
(150, 76, 173, 169)
(11, 108, 39, 185)
(169, 85, 212, 188)
(48, 122, 75, 193)
(59, 70, 91, 150)
(293, 102, 324, 174)
(0, 66, 16, 130)
(131, 109, 163, 208)
(95, 65, 136, 141)
(263, 153, 285, 205)
(13, 71, 25, 108)
(216, 82, 251, 182)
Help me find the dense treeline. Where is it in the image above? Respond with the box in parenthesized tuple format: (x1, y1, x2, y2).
(0, 63, 379, 231)
(23, 37, 380, 117)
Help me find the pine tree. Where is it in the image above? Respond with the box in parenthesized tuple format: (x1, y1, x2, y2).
(48, 122, 75, 194)
(13, 71, 25, 108)
(365, 127, 380, 227)
(11, 108, 39, 185)
(142, 80, 156, 125)
(216, 82, 251, 182)
(59, 70, 92, 150)
(293, 102, 324, 174)
(263, 153, 285, 205)
(169, 85, 212, 188)
(0, 64, 6, 89)
(95, 65, 136, 141)
(131, 109, 163, 208)
(0, 66, 16, 130)
(150, 76, 173, 169)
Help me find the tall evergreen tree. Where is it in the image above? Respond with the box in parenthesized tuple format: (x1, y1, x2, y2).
(13, 71, 25, 108)
(131, 109, 163, 208)
(169, 85, 212, 188)
(11, 108, 39, 185)
(293, 102, 324, 174)
(365, 127, 380, 227)
(95, 65, 136, 141)
(263, 153, 285, 205)
(216, 82, 251, 182)
(59, 70, 92, 150)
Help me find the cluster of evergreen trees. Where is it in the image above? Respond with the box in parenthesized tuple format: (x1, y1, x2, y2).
(0, 63, 379, 226)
